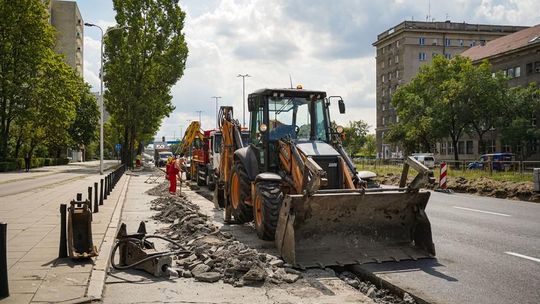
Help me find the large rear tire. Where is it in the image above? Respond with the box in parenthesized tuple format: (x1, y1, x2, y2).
(229, 162, 253, 223)
(254, 181, 283, 240)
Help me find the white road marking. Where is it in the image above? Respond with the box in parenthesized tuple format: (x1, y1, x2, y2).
(453, 206, 511, 217)
(505, 252, 540, 263)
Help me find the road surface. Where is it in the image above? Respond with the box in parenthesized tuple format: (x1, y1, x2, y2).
(356, 191, 540, 304)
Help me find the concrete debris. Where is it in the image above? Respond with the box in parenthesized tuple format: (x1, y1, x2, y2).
(195, 272, 222, 283)
(337, 271, 415, 304)
(148, 182, 303, 287)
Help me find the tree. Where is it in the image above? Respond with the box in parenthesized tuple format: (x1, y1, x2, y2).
(69, 83, 100, 159)
(500, 83, 540, 159)
(0, 0, 55, 159)
(359, 134, 376, 158)
(104, 0, 188, 167)
(342, 120, 369, 156)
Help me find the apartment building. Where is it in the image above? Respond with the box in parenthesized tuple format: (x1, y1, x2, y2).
(49, 0, 84, 77)
(373, 21, 527, 159)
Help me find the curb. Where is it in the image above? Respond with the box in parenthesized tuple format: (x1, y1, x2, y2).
(86, 174, 131, 301)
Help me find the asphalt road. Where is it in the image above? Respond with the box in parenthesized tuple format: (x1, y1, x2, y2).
(357, 191, 540, 304)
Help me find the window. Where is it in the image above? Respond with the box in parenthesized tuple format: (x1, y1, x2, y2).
(432, 38, 438, 45)
(507, 67, 514, 78)
(382, 60, 385, 69)
(396, 70, 400, 79)
(459, 39, 464, 46)
(445, 53, 451, 59)
(396, 40, 400, 47)
(466, 141, 473, 154)
(515, 66, 521, 77)
(382, 75, 385, 82)
(535, 61, 540, 73)
(458, 141, 465, 155)
(526, 63, 533, 74)
(532, 113, 537, 127)
(445, 38, 451, 46)
(419, 37, 425, 45)
(388, 72, 392, 80)
(382, 89, 386, 97)
(395, 55, 399, 63)
(441, 142, 447, 155)
(382, 116, 386, 126)
(502, 144, 512, 153)
(382, 47, 385, 54)
(487, 140, 496, 153)
(419, 52, 426, 61)
(382, 103, 386, 111)
(388, 58, 392, 67)
(447, 141, 454, 154)
(470, 40, 476, 46)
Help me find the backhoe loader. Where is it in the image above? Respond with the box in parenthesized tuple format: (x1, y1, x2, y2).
(216, 87, 436, 268)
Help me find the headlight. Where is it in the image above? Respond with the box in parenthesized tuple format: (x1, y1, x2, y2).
(259, 123, 268, 132)
(336, 125, 344, 134)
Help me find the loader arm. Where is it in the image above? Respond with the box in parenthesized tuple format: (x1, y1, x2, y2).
(179, 121, 205, 155)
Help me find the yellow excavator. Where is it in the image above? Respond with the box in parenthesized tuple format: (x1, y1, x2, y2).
(216, 87, 436, 268)
(178, 121, 205, 180)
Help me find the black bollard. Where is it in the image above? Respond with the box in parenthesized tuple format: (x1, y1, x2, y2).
(58, 205, 68, 258)
(0, 222, 8, 298)
(88, 187, 93, 212)
(100, 179, 104, 204)
(104, 176, 108, 200)
(94, 182, 99, 213)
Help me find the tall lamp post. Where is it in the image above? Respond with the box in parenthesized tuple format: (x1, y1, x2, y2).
(237, 74, 251, 127)
(211, 96, 221, 128)
(84, 22, 129, 175)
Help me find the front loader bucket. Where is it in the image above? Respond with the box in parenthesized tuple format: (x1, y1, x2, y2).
(67, 200, 98, 259)
(275, 190, 435, 268)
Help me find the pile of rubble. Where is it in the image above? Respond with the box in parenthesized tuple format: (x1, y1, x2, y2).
(150, 192, 301, 286)
(375, 173, 539, 202)
(338, 271, 416, 304)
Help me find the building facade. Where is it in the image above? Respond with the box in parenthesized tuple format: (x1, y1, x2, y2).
(373, 21, 527, 159)
(49, 0, 84, 77)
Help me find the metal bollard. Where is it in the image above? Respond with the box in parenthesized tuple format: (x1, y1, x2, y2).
(94, 182, 99, 213)
(58, 204, 68, 258)
(100, 179, 104, 204)
(104, 176, 108, 200)
(88, 187, 93, 213)
(0, 222, 9, 298)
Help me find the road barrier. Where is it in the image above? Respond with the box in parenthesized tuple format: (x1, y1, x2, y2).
(439, 162, 447, 189)
(58, 204, 68, 258)
(0, 223, 8, 298)
(94, 182, 99, 213)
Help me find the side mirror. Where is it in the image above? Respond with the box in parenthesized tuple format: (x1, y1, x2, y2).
(248, 98, 255, 112)
(338, 99, 345, 114)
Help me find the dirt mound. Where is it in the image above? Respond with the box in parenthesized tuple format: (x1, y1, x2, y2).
(146, 181, 169, 196)
(376, 174, 539, 202)
(150, 194, 301, 287)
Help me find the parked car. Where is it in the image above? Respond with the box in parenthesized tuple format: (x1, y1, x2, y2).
(467, 153, 515, 171)
(412, 153, 435, 169)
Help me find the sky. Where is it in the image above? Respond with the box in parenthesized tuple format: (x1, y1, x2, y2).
(78, 0, 540, 141)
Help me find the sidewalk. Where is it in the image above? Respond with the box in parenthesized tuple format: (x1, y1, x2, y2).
(0, 167, 129, 303)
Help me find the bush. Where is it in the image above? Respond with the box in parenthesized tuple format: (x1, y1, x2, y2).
(0, 162, 18, 172)
(56, 158, 69, 165)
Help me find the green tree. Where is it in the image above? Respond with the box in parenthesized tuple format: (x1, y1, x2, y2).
(0, 0, 55, 159)
(342, 120, 370, 156)
(104, 0, 188, 167)
(359, 134, 376, 158)
(69, 83, 100, 158)
(500, 83, 540, 159)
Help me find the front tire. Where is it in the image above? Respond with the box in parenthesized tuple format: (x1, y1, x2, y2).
(229, 162, 253, 223)
(254, 181, 283, 240)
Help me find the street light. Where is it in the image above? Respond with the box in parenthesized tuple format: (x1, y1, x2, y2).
(211, 96, 221, 128)
(237, 74, 251, 127)
(84, 22, 129, 175)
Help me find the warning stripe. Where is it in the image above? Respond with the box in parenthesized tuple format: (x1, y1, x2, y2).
(439, 162, 447, 189)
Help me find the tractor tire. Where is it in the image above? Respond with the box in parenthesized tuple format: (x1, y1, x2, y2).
(196, 166, 206, 186)
(253, 181, 283, 240)
(229, 162, 253, 223)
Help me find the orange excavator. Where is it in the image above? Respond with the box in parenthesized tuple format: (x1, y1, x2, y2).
(216, 88, 436, 268)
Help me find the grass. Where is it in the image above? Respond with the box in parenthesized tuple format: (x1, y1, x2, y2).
(356, 163, 533, 183)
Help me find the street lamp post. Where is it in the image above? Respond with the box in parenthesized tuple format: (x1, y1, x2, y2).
(237, 74, 251, 127)
(211, 96, 221, 128)
(84, 22, 129, 175)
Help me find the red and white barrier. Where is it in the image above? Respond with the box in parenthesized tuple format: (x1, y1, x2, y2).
(439, 162, 447, 190)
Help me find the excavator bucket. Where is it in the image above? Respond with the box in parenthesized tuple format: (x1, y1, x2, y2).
(67, 200, 98, 259)
(275, 189, 435, 268)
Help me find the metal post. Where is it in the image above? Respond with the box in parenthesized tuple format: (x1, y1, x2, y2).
(211, 96, 221, 128)
(237, 74, 251, 127)
(88, 187, 92, 212)
(0, 222, 8, 298)
(94, 182, 99, 213)
(58, 205, 68, 258)
(100, 179, 105, 204)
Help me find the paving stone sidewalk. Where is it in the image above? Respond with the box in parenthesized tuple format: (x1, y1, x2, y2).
(0, 167, 129, 304)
